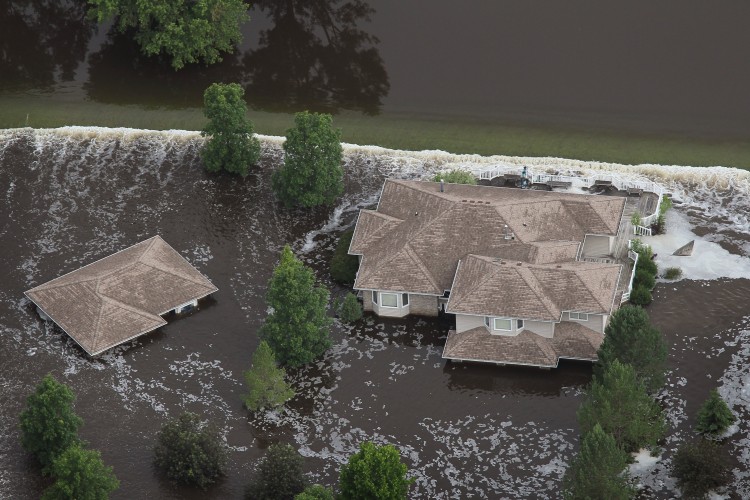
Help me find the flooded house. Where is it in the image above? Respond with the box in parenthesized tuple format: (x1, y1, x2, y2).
(25, 235, 217, 357)
(349, 178, 634, 368)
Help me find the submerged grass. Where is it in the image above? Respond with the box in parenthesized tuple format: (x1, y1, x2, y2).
(1, 94, 748, 169)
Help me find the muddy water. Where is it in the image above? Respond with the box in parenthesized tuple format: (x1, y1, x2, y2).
(1, 128, 750, 498)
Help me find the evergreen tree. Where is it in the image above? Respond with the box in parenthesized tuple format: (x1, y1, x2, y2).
(629, 285, 653, 306)
(42, 445, 119, 500)
(243, 341, 295, 411)
(272, 111, 343, 208)
(245, 443, 306, 500)
(153, 412, 227, 488)
(578, 360, 666, 452)
(562, 424, 635, 500)
(696, 389, 735, 436)
(338, 442, 413, 500)
(338, 293, 363, 323)
(432, 170, 477, 185)
(260, 246, 333, 367)
(201, 82, 261, 176)
(596, 305, 668, 393)
(330, 230, 359, 284)
(296, 484, 335, 499)
(19, 374, 83, 471)
(672, 440, 729, 499)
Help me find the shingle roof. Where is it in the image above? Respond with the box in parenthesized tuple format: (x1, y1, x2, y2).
(351, 179, 625, 296)
(25, 236, 217, 356)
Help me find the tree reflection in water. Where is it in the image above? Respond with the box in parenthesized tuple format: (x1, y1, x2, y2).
(244, 0, 390, 115)
(0, 0, 95, 90)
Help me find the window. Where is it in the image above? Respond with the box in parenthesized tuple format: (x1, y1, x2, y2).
(517, 319, 524, 329)
(493, 318, 512, 331)
(569, 312, 589, 321)
(402, 293, 409, 306)
(372, 291, 378, 304)
(484, 316, 490, 328)
(380, 293, 398, 308)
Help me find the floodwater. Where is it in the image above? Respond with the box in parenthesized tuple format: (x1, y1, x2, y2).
(2, 1, 750, 137)
(1, 127, 750, 498)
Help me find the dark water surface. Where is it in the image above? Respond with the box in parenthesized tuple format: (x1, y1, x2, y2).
(2, 129, 750, 498)
(2, 1, 750, 137)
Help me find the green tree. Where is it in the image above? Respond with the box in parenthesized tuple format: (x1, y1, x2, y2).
(696, 389, 735, 436)
(671, 440, 729, 499)
(86, 0, 249, 70)
(260, 246, 333, 367)
(272, 111, 343, 208)
(245, 443, 306, 500)
(201, 83, 260, 176)
(330, 230, 359, 284)
(596, 305, 668, 393)
(42, 445, 119, 500)
(578, 360, 666, 452)
(432, 170, 477, 185)
(634, 268, 656, 290)
(243, 341, 295, 411)
(338, 442, 413, 500)
(338, 293, 363, 323)
(19, 374, 83, 471)
(296, 484, 335, 500)
(629, 285, 653, 306)
(562, 424, 635, 500)
(153, 412, 227, 489)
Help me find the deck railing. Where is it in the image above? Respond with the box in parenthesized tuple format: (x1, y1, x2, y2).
(634, 225, 652, 237)
(620, 246, 640, 304)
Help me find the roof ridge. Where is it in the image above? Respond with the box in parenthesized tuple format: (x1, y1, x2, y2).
(447, 256, 497, 312)
(137, 240, 216, 289)
(573, 266, 619, 312)
(404, 244, 440, 293)
(515, 265, 561, 319)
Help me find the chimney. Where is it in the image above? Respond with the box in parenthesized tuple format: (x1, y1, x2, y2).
(440, 178, 444, 192)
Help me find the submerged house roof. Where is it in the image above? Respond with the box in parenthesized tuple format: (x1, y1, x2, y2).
(25, 236, 217, 356)
(350, 179, 626, 297)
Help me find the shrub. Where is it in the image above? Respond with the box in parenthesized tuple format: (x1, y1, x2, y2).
(696, 389, 735, 436)
(629, 285, 652, 306)
(432, 170, 477, 185)
(339, 293, 363, 323)
(243, 341, 295, 411)
(296, 484, 335, 499)
(562, 424, 634, 500)
(663, 267, 682, 280)
(272, 111, 343, 208)
(245, 443, 306, 500)
(330, 230, 359, 284)
(260, 246, 333, 367)
(153, 412, 227, 488)
(672, 440, 729, 499)
(636, 253, 658, 278)
(42, 445, 119, 500)
(19, 374, 83, 471)
(339, 442, 413, 499)
(630, 212, 642, 227)
(634, 268, 656, 290)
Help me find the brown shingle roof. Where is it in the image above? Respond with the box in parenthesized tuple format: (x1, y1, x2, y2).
(25, 236, 217, 356)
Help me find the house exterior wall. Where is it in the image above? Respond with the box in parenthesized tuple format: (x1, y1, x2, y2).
(524, 320, 555, 338)
(409, 294, 439, 317)
(562, 312, 606, 334)
(363, 290, 374, 312)
(456, 314, 485, 333)
(581, 235, 612, 257)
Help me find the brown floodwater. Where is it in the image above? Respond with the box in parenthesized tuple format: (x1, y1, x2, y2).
(1, 128, 750, 498)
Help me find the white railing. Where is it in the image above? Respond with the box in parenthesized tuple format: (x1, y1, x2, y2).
(621, 247, 640, 304)
(581, 256, 615, 264)
(634, 225, 652, 237)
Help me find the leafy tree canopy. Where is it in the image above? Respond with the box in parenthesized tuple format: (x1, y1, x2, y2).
(671, 440, 729, 499)
(19, 374, 83, 471)
(245, 443, 306, 500)
(295, 484, 335, 500)
(629, 285, 653, 306)
(272, 111, 343, 208)
(86, 0, 249, 70)
(338, 293, 363, 323)
(42, 445, 119, 500)
(201, 82, 260, 176)
(596, 305, 668, 393)
(432, 170, 477, 185)
(563, 424, 635, 500)
(696, 389, 735, 436)
(243, 341, 295, 411)
(338, 442, 413, 500)
(578, 360, 666, 452)
(330, 230, 358, 284)
(153, 412, 228, 489)
(260, 245, 333, 367)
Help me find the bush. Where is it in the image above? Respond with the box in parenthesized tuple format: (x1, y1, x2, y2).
(672, 440, 729, 499)
(696, 389, 735, 436)
(634, 268, 656, 290)
(243, 341, 295, 411)
(432, 170, 477, 185)
(272, 111, 343, 208)
(629, 285, 652, 306)
(245, 443, 306, 500)
(663, 267, 682, 280)
(42, 445, 119, 500)
(330, 231, 359, 284)
(339, 293, 363, 323)
(200, 83, 261, 176)
(630, 212, 642, 227)
(339, 442, 413, 499)
(296, 484, 335, 499)
(153, 412, 227, 488)
(19, 374, 83, 471)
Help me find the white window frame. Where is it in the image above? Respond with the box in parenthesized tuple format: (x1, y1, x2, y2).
(372, 291, 378, 305)
(402, 293, 409, 306)
(517, 319, 524, 329)
(569, 312, 589, 321)
(493, 317, 513, 331)
(380, 292, 399, 308)
(484, 316, 490, 328)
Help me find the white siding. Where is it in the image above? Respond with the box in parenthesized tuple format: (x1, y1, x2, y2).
(524, 320, 555, 338)
(456, 314, 485, 333)
(563, 311, 606, 334)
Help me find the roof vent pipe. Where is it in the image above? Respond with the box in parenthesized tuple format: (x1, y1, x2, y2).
(440, 179, 444, 192)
